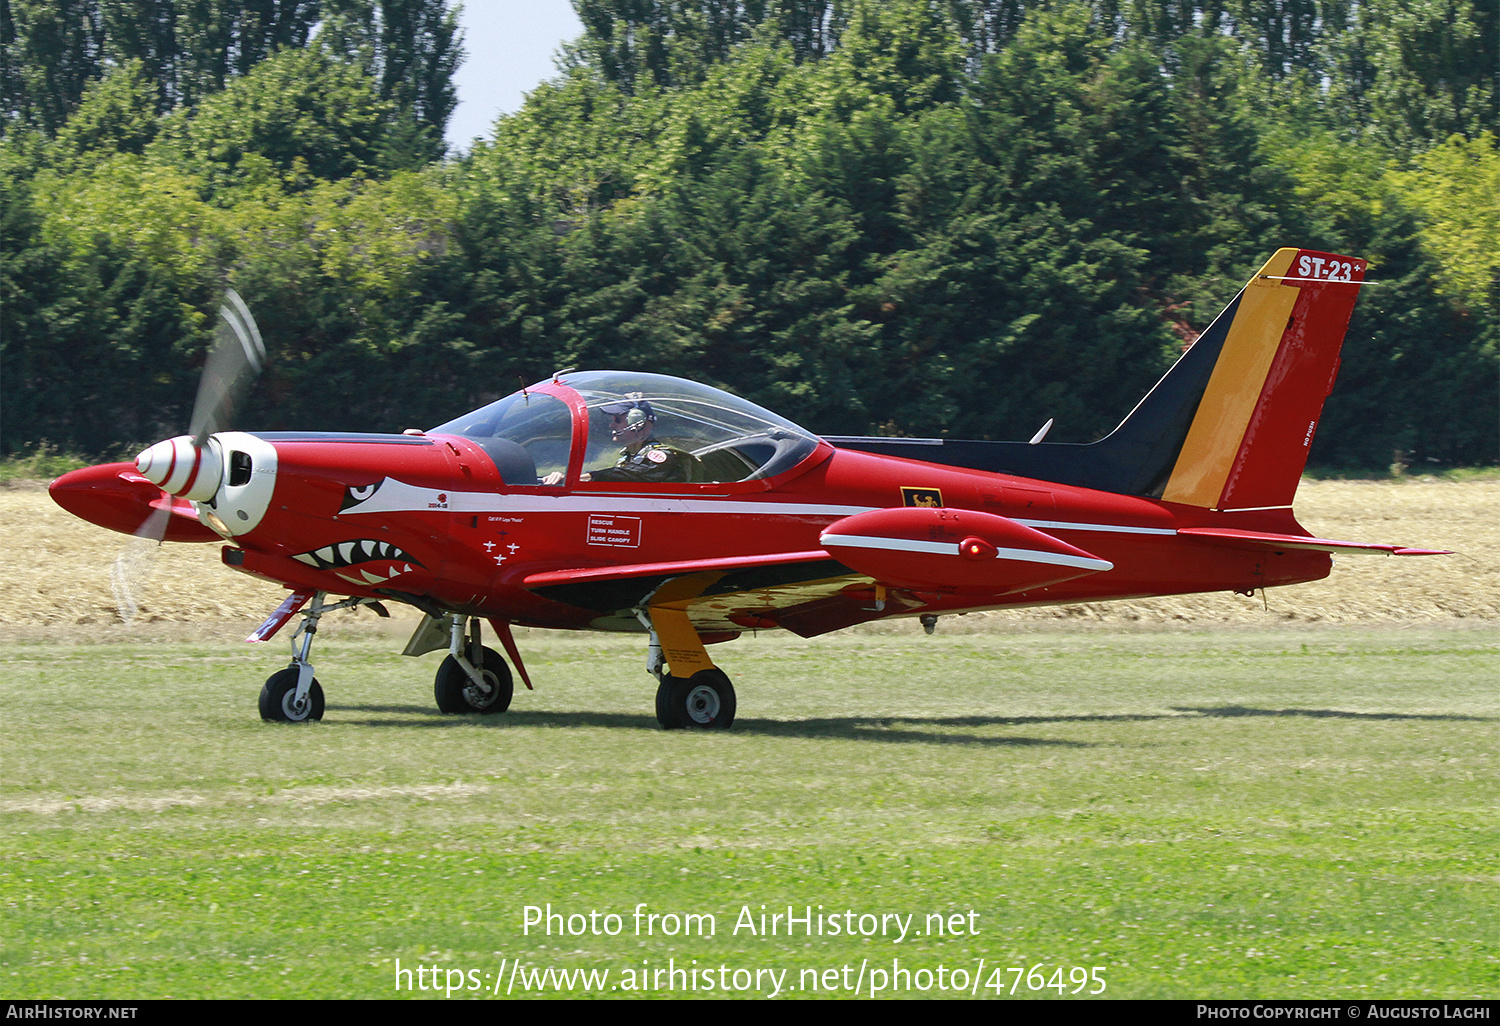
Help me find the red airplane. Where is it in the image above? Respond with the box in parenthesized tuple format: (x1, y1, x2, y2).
(50, 248, 1445, 728)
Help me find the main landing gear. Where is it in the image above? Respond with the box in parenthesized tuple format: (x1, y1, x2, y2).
(654, 669, 736, 729)
(433, 614, 513, 714)
(641, 605, 736, 730)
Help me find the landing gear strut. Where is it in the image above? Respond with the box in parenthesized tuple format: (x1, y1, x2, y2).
(258, 591, 326, 721)
(433, 614, 513, 714)
(640, 603, 736, 730)
(257, 591, 388, 722)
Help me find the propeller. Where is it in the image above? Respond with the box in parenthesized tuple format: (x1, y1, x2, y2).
(110, 511, 166, 624)
(112, 289, 267, 623)
(192, 289, 266, 447)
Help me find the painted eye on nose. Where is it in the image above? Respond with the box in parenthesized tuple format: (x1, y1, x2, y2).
(340, 482, 380, 510)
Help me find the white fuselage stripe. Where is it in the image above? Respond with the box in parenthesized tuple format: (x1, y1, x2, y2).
(340, 478, 876, 519)
(338, 478, 1170, 542)
(820, 534, 1114, 572)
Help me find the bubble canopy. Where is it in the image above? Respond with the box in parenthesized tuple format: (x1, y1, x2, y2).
(429, 371, 827, 487)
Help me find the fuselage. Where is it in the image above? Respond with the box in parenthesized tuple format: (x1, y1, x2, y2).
(195, 432, 1331, 632)
(49, 369, 1333, 640)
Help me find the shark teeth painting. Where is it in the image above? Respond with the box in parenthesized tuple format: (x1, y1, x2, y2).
(289, 540, 423, 585)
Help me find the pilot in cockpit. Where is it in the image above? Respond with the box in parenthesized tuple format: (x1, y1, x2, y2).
(541, 399, 692, 485)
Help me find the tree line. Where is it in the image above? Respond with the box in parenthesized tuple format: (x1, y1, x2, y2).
(2, 0, 1495, 470)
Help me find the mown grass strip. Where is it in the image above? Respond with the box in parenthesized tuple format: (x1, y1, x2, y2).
(3, 628, 1495, 998)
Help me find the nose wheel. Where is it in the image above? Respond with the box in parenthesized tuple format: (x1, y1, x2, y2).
(655, 669, 736, 729)
(259, 667, 325, 722)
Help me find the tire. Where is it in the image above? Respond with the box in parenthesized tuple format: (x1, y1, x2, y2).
(259, 667, 325, 722)
(655, 675, 681, 729)
(656, 669, 736, 730)
(434, 648, 513, 714)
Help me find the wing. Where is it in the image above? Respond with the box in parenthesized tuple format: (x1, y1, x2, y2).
(521, 551, 906, 638)
(521, 507, 1115, 638)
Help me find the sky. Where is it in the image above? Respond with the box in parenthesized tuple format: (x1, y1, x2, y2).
(445, 1, 584, 150)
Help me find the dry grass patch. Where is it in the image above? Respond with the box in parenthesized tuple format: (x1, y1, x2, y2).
(4, 476, 1495, 643)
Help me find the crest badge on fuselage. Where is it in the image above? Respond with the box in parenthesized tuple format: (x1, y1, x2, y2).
(902, 486, 943, 508)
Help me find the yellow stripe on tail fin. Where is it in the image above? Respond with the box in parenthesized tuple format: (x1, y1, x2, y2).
(1160, 248, 1366, 510)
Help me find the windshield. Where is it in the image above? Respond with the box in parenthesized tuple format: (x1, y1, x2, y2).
(430, 390, 571, 485)
(432, 371, 824, 486)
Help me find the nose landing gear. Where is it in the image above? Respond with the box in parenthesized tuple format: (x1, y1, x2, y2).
(256, 591, 384, 722)
(258, 591, 335, 722)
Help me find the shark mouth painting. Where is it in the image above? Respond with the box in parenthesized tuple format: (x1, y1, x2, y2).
(290, 540, 424, 586)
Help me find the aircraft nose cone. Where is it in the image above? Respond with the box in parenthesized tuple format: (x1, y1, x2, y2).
(135, 435, 222, 500)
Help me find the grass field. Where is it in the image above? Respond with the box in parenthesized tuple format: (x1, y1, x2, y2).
(2, 478, 1496, 999)
(3, 628, 1496, 999)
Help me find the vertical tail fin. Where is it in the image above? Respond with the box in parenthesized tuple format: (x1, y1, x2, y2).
(827, 248, 1368, 506)
(1158, 248, 1366, 510)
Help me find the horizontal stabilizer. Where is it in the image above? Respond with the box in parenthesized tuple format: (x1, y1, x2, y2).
(1177, 527, 1450, 556)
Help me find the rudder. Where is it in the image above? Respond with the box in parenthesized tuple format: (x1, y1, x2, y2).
(1159, 248, 1366, 510)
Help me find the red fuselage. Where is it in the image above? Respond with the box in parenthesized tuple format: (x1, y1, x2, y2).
(188, 430, 1328, 633)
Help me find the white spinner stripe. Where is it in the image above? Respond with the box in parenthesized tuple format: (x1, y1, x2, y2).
(820, 534, 1113, 572)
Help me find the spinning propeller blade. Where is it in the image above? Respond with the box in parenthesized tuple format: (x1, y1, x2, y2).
(110, 505, 170, 625)
(190, 290, 266, 448)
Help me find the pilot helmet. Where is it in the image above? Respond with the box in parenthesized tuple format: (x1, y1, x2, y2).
(599, 399, 655, 430)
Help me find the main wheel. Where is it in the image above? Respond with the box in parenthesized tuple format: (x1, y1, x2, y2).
(259, 667, 325, 722)
(434, 648, 513, 714)
(655, 669, 736, 730)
